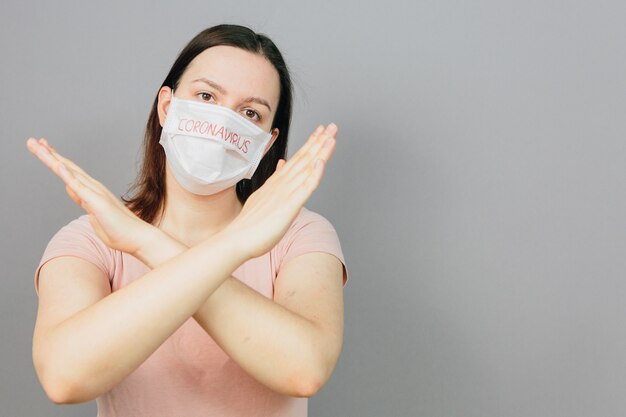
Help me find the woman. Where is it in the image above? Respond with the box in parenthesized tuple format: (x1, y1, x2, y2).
(27, 24, 348, 417)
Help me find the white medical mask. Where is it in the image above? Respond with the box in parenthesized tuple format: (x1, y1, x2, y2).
(159, 90, 274, 195)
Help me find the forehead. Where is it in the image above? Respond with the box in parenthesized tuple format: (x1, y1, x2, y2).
(180, 45, 280, 107)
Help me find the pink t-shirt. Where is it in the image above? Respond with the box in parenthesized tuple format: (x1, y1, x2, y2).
(34, 206, 348, 417)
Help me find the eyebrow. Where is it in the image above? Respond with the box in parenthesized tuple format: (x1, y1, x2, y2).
(191, 77, 272, 112)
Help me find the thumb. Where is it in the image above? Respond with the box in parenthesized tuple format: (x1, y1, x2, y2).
(65, 184, 82, 206)
(276, 158, 286, 171)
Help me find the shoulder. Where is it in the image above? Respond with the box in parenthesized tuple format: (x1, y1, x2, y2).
(65, 214, 114, 260)
(35, 214, 115, 294)
(278, 207, 343, 253)
(54, 214, 111, 252)
(45, 213, 102, 245)
(285, 206, 338, 234)
(63, 213, 97, 232)
(276, 206, 349, 286)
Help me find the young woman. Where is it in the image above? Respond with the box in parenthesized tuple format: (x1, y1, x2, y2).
(27, 24, 348, 417)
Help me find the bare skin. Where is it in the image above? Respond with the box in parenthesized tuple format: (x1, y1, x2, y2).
(27, 46, 342, 403)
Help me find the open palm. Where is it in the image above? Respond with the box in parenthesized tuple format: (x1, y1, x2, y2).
(223, 123, 338, 259)
(26, 137, 150, 255)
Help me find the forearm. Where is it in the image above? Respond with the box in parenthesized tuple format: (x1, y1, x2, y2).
(135, 228, 326, 397)
(46, 229, 246, 403)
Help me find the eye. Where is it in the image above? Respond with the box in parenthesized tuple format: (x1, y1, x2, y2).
(197, 92, 215, 102)
(243, 109, 261, 121)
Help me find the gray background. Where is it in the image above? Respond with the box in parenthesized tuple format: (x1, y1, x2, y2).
(2, 0, 626, 416)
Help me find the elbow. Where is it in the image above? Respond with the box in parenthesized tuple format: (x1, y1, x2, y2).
(44, 367, 102, 404)
(34, 352, 70, 404)
(40, 373, 83, 404)
(45, 378, 97, 405)
(286, 369, 324, 398)
(40, 370, 96, 404)
(33, 334, 101, 404)
(35, 356, 95, 404)
(286, 351, 339, 398)
(46, 388, 75, 405)
(296, 379, 323, 398)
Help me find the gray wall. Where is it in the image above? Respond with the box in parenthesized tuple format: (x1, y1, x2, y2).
(3, 1, 626, 416)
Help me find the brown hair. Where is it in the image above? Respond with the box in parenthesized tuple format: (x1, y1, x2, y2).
(121, 24, 293, 224)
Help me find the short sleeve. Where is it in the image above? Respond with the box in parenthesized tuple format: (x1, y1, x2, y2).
(34, 215, 114, 296)
(276, 207, 349, 287)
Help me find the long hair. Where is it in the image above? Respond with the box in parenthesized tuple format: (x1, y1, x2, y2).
(121, 24, 293, 224)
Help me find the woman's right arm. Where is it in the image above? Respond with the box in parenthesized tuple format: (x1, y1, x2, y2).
(33, 227, 247, 404)
(29, 123, 336, 403)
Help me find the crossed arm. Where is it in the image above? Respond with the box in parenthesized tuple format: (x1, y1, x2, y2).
(133, 226, 345, 398)
(28, 125, 344, 402)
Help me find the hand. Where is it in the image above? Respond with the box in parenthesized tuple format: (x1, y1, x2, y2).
(26, 137, 154, 256)
(221, 123, 338, 260)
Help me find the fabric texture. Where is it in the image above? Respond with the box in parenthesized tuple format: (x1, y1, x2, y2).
(34, 206, 348, 417)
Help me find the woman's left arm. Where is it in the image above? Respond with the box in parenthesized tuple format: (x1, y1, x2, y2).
(136, 228, 345, 398)
(28, 133, 344, 397)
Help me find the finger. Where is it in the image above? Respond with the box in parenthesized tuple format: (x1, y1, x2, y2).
(278, 124, 330, 177)
(312, 131, 337, 167)
(285, 128, 337, 196)
(31, 142, 102, 196)
(33, 138, 90, 182)
(35, 138, 117, 199)
(26, 137, 47, 156)
(289, 156, 326, 206)
(59, 166, 101, 211)
(307, 123, 338, 162)
(30, 140, 73, 179)
(52, 158, 100, 199)
(27, 138, 65, 172)
(28, 138, 111, 213)
(282, 123, 337, 178)
(60, 159, 125, 215)
(299, 123, 337, 162)
(43, 140, 121, 201)
(65, 184, 82, 206)
(301, 124, 335, 156)
(39, 138, 90, 177)
(71, 170, 109, 196)
(286, 124, 326, 163)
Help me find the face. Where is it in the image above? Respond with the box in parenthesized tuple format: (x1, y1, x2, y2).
(157, 45, 281, 151)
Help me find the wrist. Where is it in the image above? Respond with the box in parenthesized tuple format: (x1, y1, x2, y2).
(132, 225, 166, 264)
(206, 226, 252, 265)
